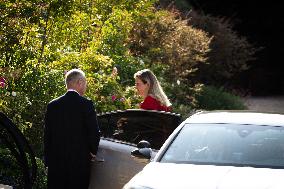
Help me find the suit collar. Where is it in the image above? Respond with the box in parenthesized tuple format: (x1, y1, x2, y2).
(66, 90, 80, 96)
(67, 89, 80, 95)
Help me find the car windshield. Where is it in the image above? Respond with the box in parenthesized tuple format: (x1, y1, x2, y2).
(160, 123, 284, 168)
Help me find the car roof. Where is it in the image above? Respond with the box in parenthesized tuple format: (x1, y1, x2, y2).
(184, 111, 284, 126)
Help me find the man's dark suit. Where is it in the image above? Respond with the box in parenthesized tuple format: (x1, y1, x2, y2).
(44, 91, 100, 189)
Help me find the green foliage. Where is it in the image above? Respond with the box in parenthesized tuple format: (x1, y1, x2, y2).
(0, 92, 33, 133)
(0, 148, 47, 189)
(33, 158, 47, 189)
(1, 64, 65, 155)
(0, 0, 79, 68)
(0, 148, 22, 187)
(98, 8, 133, 56)
(163, 80, 203, 118)
(47, 11, 95, 53)
(195, 85, 247, 110)
(93, 0, 157, 21)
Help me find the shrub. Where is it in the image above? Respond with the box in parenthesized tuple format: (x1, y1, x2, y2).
(33, 158, 47, 189)
(129, 10, 211, 81)
(0, 64, 66, 156)
(187, 10, 258, 86)
(0, 148, 21, 187)
(195, 85, 247, 110)
(0, 148, 47, 189)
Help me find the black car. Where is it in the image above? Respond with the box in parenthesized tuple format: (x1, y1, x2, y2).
(90, 109, 181, 189)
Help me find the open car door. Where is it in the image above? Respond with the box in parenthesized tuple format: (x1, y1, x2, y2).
(0, 112, 37, 189)
(89, 109, 182, 189)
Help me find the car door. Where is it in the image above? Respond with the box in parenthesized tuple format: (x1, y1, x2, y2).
(0, 112, 37, 189)
(89, 139, 146, 189)
(89, 109, 182, 189)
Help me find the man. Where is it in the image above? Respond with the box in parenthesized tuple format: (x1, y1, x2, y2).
(44, 69, 100, 189)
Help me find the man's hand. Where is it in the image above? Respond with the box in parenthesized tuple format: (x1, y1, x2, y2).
(90, 152, 104, 162)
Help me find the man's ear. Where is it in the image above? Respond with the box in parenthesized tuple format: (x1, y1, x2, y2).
(78, 78, 84, 86)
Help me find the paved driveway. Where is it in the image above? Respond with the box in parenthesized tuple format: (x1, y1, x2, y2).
(243, 96, 284, 113)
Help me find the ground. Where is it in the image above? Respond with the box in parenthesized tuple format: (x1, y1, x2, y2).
(243, 96, 284, 113)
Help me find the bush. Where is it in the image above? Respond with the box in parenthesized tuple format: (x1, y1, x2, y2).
(0, 148, 47, 189)
(0, 148, 21, 188)
(129, 10, 211, 80)
(195, 85, 247, 110)
(33, 158, 47, 189)
(187, 10, 258, 87)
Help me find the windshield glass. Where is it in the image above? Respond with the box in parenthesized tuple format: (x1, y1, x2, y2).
(161, 123, 284, 168)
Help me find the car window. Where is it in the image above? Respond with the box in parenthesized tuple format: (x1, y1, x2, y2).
(97, 110, 181, 149)
(160, 123, 284, 168)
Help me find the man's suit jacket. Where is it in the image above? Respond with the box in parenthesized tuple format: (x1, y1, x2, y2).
(44, 91, 100, 189)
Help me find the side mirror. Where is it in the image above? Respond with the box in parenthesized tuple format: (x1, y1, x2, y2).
(131, 140, 152, 159)
(137, 140, 150, 148)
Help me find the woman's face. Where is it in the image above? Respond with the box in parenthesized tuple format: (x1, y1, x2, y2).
(135, 77, 149, 98)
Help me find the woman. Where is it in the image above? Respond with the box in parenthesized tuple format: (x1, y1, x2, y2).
(134, 69, 171, 112)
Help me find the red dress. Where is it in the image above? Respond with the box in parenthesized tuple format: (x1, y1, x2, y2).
(140, 95, 171, 112)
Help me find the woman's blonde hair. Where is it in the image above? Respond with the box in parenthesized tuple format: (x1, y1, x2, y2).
(134, 69, 171, 107)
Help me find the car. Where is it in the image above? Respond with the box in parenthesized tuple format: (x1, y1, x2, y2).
(89, 109, 182, 189)
(123, 111, 284, 189)
(0, 109, 182, 189)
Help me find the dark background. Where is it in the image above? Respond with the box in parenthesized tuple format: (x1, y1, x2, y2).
(188, 1, 284, 95)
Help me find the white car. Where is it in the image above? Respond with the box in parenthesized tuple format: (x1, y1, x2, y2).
(124, 111, 284, 189)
